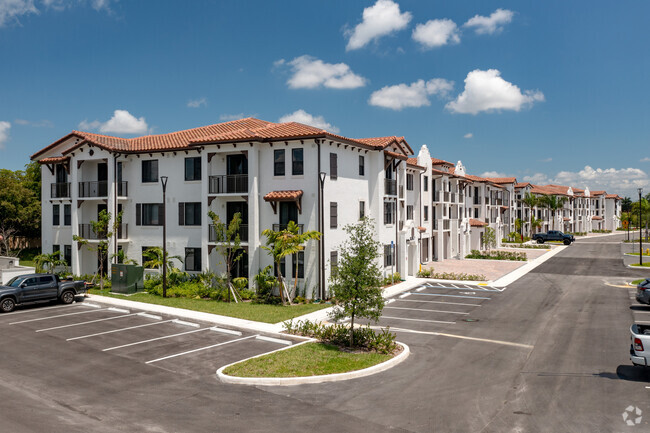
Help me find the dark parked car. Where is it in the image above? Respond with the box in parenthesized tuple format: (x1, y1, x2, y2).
(531, 230, 575, 245)
(0, 274, 87, 313)
(637, 279, 650, 305)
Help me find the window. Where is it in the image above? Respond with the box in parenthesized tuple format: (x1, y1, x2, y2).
(53, 245, 60, 255)
(406, 174, 413, 191)
(63, 204, 71, 226)
(142, 160, 159, 183)
(136, 203, 164, 226)
(274, 149, 285, 176)
(330, 251, 338, 276)
(359, 155, 365, 176)
(424, 206, 429, 222)
(185, 248, 201, 272)
(53, 204, 60, 226)
(330, 153, 337, 180)
(179, 202, 201, 226)
(359, 201, 365, 220)
(291, 149, 303, 175)
(474, 208, 479, 218)
(384, 244, 393, 267)
(407, 205, 413, 220)
(423, 175, 428, 191)
(184, 157, 201, 181)
(384, 202, 394, 225)
(292, 252, 304, 279)
(330, 202, 338, 228)
(64, 245, 72, 267)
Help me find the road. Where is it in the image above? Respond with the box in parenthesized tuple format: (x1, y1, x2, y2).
(1, 234, 648, 432)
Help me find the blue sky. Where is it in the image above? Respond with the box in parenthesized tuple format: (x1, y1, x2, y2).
(1, 0, 649, 197)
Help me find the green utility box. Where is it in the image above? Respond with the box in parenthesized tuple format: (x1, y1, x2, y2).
(111, 264, 144, 294)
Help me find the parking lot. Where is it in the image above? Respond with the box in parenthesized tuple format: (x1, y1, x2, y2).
(0, 300, 296, 378)
(360, 282, 506, 334)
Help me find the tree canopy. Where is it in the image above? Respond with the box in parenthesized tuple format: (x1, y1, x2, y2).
(0, 162, 41, 242)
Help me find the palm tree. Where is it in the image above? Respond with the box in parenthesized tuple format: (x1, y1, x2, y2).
(142, 247, 183, 274)
(34, 251, 67, 274)
(521, 192, 539, 237)
(111, 249, 137, 265)
(530, 216, 543, 234)
(262, 221, 321, 305)
(540, 195, 568, 230)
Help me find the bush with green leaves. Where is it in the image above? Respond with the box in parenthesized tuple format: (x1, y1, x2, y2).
(382, 272, 401, 286)
(283, 320, 397, 354)
(416, 268, 486, 281)
(465, 250, 526, 261)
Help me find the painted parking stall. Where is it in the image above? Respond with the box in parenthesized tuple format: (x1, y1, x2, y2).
(2, 300, 295, 378)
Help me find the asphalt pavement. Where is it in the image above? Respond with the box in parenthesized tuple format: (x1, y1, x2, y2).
(1, 233, 649, 432)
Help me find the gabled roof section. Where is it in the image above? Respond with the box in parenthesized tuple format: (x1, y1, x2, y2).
(406, 157, 425, 170)
(485, 177, 517, 185)
(515, 182, 531, 188)
(356, 136, 413, 155)
(431, 157, 454, 167)
(469, 218, 487, 227)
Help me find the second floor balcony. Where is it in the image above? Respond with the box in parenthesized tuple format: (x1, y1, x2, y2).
(79, 181, 108, 198)
(51, 182, 70, 198)
(384, 179, 397, 196)
(78, 223, 128, 240)
(209, 174, 248, 194)
(272, 223, 304, 234)
(209, 223, 249, 243)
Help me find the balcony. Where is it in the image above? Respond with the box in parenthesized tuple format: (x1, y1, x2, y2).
(444, 192, 450, 202)
(272, 223, 304, 234)
(384, 179, 397, 196)
(209, 224, 249, 242)
(209, 174, 248, 194)
(474, 196, 480, 205)
(78, 223, 128, 240)
(117, 182, 128, 197)
(442, 219, 450, 230)
(432, 220, 438, 230)
(79, 181, 108, 198)
(451, 193, 456, 203)
(432, 191, 440, 202)
(51, 182, 70, 198)
(484, 197, 489, 204)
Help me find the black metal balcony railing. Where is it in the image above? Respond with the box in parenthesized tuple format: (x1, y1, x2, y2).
(432, 191, 440, 202)
(78, 223, 127, 240)
(432, 220, 439, 230)
(51, 182, 71, 198)
(209, 224, 249, 242)
(384, 179, 397, 196)
(485, 197, 489, 204)
(444, 192, 450, 202)
(79, 181, 108, 198)
(209, 175, 248, 194)
(272, 223, 304, 234)
(474, 196, 480, 205)
(451, 193, 456, 203)
(443, 219, 450, 230)
(117, 181, 128, 197)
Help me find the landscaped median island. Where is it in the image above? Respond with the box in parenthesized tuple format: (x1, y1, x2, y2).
(416, 268, 486, 281)
(465, 249, 527, 261)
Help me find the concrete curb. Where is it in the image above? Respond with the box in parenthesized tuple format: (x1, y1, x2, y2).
(216, 341, 410, 386)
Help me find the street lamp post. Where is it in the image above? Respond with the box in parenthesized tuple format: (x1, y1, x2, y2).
(318, 171, 326, 300)
(640, 188, 643, 266)
(161, 176, 168, 298)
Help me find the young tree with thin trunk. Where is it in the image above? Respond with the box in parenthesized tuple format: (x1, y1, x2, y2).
(329, 217, 384, 347)
(208, 211, 244, 303)
(483, 227, 496, 252)
(521, 192, 539, 237)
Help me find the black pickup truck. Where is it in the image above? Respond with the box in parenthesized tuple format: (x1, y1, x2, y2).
(0, 274, 87, 313)
(531, 230, 575, 245)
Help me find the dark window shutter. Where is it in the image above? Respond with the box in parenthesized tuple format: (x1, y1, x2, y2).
(330, 202, 337, 228)
(136, 203, 141, 226)
(330, 153, 337, 180)
(179, 203, 185, 226)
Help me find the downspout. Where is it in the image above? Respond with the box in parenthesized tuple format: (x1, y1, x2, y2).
(317, 140, 324, 300)
(394, 161, 398, 277)
(418, 169, 423, 264)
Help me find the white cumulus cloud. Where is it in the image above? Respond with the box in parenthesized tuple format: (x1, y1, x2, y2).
(481, 171, 507, 179)
(346, 0, 412, 51)
(369, 78, 454, 110)
(285, 55, 367, 89)
(279, 110, 339, 134)
(412, 19, 460, 49)
(446, 69, 544, 115)
(0, 0, 37, 27)
(1, 0, 113, 26)
(78, 110, 149, 135)
(187, 97, 207, 108)
(641, 157, 650, 162)
(524, 166, 649, 197)
(464, 8, 514, 35)
(14, 118, 53, 127)
(464, 133, 473, 139)
(0, 121, 10, 149)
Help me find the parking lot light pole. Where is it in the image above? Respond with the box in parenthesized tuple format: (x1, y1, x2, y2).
(161, 176, 168, 298)
(640, 188, 643, 266)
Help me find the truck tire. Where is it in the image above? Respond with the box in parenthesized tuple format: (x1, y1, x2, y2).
(1, 297, 16, 313)
(563, 239, 571, 245)
(60, 290, 75, 305)
(537, 238, 544, 244)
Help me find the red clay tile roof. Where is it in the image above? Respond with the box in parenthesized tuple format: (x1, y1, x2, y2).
(606, 194, 621, 199)
(431, 157, 453, 166)
(406, 158, 425, 170)
(469, 218, 487, 227)
(515, 182, 531, 188)
(32, 117, 394, 159)
(485, 177, 517, 184)
(563, 217, 571, 221)
(356, 136, 413, 154)
(263, 190, 303, 202)
(591, 216, 603, 220)
(38, 156, 70, 164)
(590, 190, 606, 196)
(418, 226, 427, 232)
(384, 150, 408, 161)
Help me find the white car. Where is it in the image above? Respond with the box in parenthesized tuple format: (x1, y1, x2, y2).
(630, 324, 650, 367)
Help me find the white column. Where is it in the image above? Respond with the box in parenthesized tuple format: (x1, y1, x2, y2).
(201, 149, 210, 272)
(70, 159, 80, 275)
(248, 146, 260, 279)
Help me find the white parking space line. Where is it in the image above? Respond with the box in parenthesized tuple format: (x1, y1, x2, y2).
(384, 306, 469, 315)
(107, 307, 130, 314)
(380, 326, 533, 349)
(256, 335, 292, 345)
(66, 319, 176, 341)
(10, 308, 106, 325)
(381, 316, 455, 325)
(103, 328, 210, 351)
(633, 311, 650, 314)
(210, 327, 242, 336)
(427, 284, 500, 292)
(450, 284, 459, 288)
(397, 299, 480, 307)
(145, 335, 256, 364)
(138, 313, 162, 320)
(36, 313, 139, 332)
(173, 319, 200, 328)
(412, 293, 490, 300)
(1, 303, 91, 317)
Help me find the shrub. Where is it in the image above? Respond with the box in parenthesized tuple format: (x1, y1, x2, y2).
(283, 320, 397, 354)
(382, 272, 401, 286)
(417, 267, 485, 281)
(465, 250, 526, 261)
(501, 243, 550, 250)
(592, 229, 612, 233)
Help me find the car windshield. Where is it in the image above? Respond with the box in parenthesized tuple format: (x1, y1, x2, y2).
(5, 276, 25, 287)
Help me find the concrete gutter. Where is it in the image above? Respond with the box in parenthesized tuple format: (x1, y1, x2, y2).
(216, 341, 410, 386)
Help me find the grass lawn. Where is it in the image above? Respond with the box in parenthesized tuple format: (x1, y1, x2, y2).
(627, 253, 650, 256)
(629, 263, 650, 268)
(18, 260, 35, 267)
(222, 342, 393, 377)
(87, 289, 329, 323)
(632, 279, 648, 285)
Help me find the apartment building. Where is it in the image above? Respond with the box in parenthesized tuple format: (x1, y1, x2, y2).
(32, 118, 423, 298)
